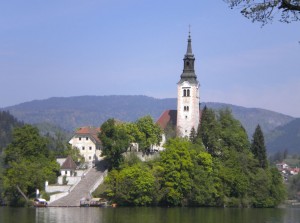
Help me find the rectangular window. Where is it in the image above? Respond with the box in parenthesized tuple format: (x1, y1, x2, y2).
(82, 146, 85, 150)
(89, 156, 92, 160)
(79, 137, 81, 141)
(86, 137, 89, 140)
(89, 146, 92, 150)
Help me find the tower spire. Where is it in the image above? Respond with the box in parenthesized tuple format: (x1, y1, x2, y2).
(179, 28, 197, 83)
(186, 25, 193, 56)
(176, 28, 200, 138)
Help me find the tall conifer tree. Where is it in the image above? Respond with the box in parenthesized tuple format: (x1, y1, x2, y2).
(251, 125, 268, 169)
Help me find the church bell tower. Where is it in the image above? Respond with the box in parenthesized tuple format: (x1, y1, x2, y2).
(176, 31, 200, 138)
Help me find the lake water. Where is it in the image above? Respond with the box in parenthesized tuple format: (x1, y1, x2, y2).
(1, 207, 300, 223)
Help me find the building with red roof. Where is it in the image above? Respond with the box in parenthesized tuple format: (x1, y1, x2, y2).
(69, 126, 102, 163)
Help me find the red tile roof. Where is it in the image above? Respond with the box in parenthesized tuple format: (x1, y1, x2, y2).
(76, 126, 100, 135)
(75, 126, 101, 144)
(156, 110, 177, 130)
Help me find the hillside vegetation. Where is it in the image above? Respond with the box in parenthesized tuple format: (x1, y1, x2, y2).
(4, 96, 293, 135)
(2, 95, 297, 154)
(265, 118, 300, 154)
(0, 111, 23, 152)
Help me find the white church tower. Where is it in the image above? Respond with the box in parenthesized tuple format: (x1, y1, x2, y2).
(176, 31, 200, 138)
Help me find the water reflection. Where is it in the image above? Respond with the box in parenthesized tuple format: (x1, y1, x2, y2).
(1, 206, 300, 223)
(0, 207, 35, 223)
(35, 207, 104, 223)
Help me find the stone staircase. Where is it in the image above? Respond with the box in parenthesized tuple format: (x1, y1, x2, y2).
(49, 161, 107, 207)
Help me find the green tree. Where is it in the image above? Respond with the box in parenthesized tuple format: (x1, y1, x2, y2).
(0, 155, 4, 204)
(268, 167, 286, 206)
(188, 151, 221, 206)
(198, 107, 222, 156)
(99, 119, 131, 169)
(189, 127, 197, 143)
(159, 138, 194, 206)
(251, 125, 268, 169)
(4, 125, 49, 164)
(218, 149, 255, 207)
(2, 125, 59, 206)
(288, 172, 300, 199)
(219, 109, 250, 153)
(217, 109, 256, 207)
(94, 109, 286, 208)
(250, 167, 286, 207)
(136, 116, 162, 152)
(225, 0, 300, 24)
(119, 122, 144, 147)
(97, 164, 155, 206)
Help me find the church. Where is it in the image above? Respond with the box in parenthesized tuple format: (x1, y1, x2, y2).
(157, 32, 200, 138)
(69, 32, 201, 163)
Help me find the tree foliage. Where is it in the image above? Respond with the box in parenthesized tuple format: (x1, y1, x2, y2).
(135, 116, 162, 152)
(159, 138, 194, 206)
(4, 125, 49, 164)
(99, 119, 131, 169)
(95, 109, 286, 207)
(94, 161, 155, 206)
(0, 111, 23, 152)
(198, 106, 222, 156)
(1, 125, 59, 206)
(251, 125, 268, 168)
(99, 116, 162, 168)
(288, 172, 300, 199)
(225, 0, 300, 24)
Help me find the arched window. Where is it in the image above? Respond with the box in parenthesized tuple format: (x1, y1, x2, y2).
(184, 106, 189, 112)
(187, 89, 190, 97)
(183, 89, 186, 97)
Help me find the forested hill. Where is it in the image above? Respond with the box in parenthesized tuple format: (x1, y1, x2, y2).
(265, 118, 300, 154)
(0, 111, 23, 151)
(3, 95, 293, 138)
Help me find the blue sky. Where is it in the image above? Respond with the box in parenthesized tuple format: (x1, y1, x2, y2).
(0, 1, 299, 117)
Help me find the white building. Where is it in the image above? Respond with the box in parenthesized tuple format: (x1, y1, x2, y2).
(69, 126, 102, 163)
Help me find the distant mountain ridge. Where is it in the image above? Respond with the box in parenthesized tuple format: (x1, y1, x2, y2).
(2, 95, 297, 153)
(4, 96, 176, 131)
(265, 118, 300, 154)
